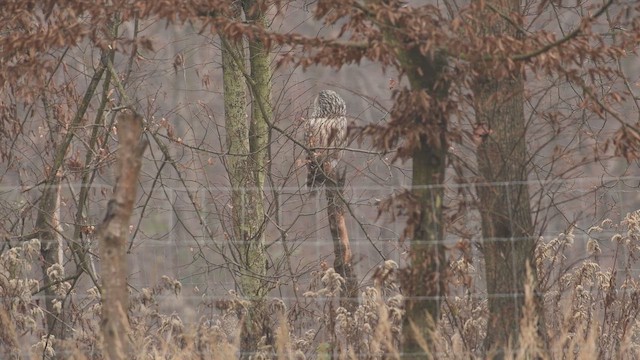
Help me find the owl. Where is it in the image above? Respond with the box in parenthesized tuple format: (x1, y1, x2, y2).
(304, 90, 348, 191)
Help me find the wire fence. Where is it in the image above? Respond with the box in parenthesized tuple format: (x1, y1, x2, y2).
(5, 176, 640, 291)
(4, 176, 640, 357)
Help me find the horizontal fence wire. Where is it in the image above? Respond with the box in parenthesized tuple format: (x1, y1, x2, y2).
(4, 176, 640, 358)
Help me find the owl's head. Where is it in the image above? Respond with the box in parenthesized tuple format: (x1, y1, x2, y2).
(311, 90, 346, 118)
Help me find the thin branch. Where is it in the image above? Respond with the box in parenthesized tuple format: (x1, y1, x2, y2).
(511, 0, 614, 62)
(220, 36, 387, 261)
(485, 3, 528, 35)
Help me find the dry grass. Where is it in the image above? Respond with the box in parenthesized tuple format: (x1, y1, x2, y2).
(4, 212, 640, 359)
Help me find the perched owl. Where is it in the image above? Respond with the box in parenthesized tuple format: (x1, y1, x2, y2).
(304, 90, 348, 191)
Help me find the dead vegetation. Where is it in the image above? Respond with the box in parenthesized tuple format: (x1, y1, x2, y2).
(3, 211, 640, 358)
(2, 0, 640, 358)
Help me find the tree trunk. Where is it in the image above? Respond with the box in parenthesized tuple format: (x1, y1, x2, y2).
(98, 110, 147, 360)
(221, 1, 272, 355)
(244, 0, 271, 192)
(362, 2, 451, 355)
(325, 167, 358, 312)
(36, 179, 64, 339)
(400, 51, 450, 360)
(472, 0, 545, 355)
(35, 57, 107, 348)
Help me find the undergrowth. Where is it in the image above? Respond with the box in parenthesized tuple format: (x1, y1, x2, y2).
(4, 212, 640, 359)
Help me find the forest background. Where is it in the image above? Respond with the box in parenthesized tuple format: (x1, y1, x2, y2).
(2, 0, 640, 359)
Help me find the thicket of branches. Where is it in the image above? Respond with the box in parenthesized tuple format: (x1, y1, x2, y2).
(2, 0, 640, 359)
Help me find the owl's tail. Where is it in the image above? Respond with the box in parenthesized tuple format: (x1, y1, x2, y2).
(306, 159, 325, 192)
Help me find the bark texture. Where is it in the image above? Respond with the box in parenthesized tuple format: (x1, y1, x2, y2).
(472, 0, 545, 355)
(372, 7, 451, 357)
(325, 168, 358, 312)
(401, 51, 450, 360)
(98, 110, 147, 360)
(221, 0, 272, 355)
